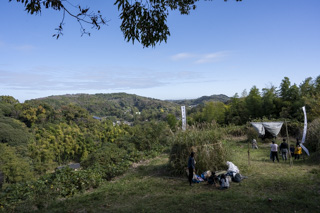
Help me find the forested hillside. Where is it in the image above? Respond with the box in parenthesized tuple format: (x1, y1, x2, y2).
(26, 93, 181, 122)
(25, 93, 231, 123)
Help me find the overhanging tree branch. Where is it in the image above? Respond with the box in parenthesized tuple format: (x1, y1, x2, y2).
(10, 0, 107, 39)
(9, 0, 242, 47)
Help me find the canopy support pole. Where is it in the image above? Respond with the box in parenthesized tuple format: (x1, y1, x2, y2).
(285, 120, 293, 166)
(248, 139, 251, 166)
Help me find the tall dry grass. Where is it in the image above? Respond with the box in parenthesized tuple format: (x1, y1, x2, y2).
(306, 118, 320, 152)
(168, 125, 227, 176)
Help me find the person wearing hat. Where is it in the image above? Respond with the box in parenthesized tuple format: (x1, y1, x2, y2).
(187, 152, 195, 186)
(270, 140, 279, 163)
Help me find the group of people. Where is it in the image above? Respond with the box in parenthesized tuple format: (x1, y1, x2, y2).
(270, 138, 302, 162)
(187, 137, 304, 186)
(187, 152, 242, 189)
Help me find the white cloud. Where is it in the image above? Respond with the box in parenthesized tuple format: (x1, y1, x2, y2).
(171, 53, 195, 61)
(0, 66, 207, 92)
(171, 51, 229, 64)
(195, 52, 228, 64)
(0, 40, 36, 51)
(13, 44, 36, 51)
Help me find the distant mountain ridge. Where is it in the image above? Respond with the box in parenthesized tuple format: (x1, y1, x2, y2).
(26, 93, 230, 121)
(168, 94, 230, 106)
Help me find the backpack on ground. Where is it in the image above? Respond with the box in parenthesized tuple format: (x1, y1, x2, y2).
(232, 173, 242, 183)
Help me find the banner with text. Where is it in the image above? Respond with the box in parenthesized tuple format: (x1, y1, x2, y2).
(181, 106, 186, 131)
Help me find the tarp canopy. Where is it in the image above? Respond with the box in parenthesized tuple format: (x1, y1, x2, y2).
(251, 122, 265, 136)
(250, 122, 283, 137)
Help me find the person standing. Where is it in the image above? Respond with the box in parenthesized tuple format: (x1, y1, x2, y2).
(279, 138, 288, 161)
(296, 138, 301, 146)
(294, 144, 302, 160)
(270, 141, 279, 163)
(290, 144, 295, 158)
(252, 139, 258, 149)
(187, 152, 195, 186)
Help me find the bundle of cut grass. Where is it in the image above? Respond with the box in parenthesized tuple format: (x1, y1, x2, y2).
(306, 118, 320, 153)
(169, 128, 227, 176)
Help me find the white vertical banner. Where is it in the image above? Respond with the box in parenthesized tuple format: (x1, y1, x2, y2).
(181, 106, 186, 131)
(301, 106, 307, 144)
(301, 106, 310, 156)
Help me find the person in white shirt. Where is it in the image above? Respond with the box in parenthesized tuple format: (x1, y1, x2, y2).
(252, 139, 258, 149)
(270, 140, 279, 162)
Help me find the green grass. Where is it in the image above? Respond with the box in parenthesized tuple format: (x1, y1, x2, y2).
(24, 138, 320, 213)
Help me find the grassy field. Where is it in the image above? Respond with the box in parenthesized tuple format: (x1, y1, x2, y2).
(39, 137, 320, 213)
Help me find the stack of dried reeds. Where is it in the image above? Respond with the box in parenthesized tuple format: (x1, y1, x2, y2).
(169, 128, 227, 176)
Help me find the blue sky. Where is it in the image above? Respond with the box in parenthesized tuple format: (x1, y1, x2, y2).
(1, 0, 319, 102)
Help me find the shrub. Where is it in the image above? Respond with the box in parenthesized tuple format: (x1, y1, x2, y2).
(246, 126, 259, 143)
(224, 124, 247, 137)
(0, 167, 103, 211)
(279, 121, 303, 138)
(128, 121, 170, 152)
(81, 143, 131, 180)
(51, 167, 102, 197)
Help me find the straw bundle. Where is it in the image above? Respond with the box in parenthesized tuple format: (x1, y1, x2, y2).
(169, 128, 227, 176)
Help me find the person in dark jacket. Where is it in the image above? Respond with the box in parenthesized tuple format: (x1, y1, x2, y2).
(279, 138, 289, 161)
(187, 152, 195, 186)
(290, 144, 295, 158)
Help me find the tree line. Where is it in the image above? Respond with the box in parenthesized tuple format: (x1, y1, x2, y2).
(183, 76, 320, 127)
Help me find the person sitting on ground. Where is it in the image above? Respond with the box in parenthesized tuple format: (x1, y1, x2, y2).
(207, 172, 216, 185)
(187, 152, 195, 186)
(252, 139, 258, 149)
(270, 140, 279, 163)
(294, 144, 302, 160)
(279, 138, 288, 161)
(219, 174, 230, 190)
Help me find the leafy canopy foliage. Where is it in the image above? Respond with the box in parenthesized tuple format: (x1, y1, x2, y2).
(10, 0, 242, 47)
(0, 117, 32, 148)
(186, 75, 320, 126)
(167, 113, 177, 131)
(26, 93, 179, 123)
(191, 101, 227, 124)
(0, 144, 34, 184)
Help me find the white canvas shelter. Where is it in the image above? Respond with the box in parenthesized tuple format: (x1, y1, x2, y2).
(250, 122, 283, 137)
